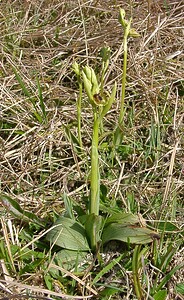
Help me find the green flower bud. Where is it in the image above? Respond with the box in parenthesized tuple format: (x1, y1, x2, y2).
(82, 70, 93, 104)
(118, 8, 128, 28)
(82, 66, 100, 107)
(83, 65, 92, 81)
(91, 68, 99, 95)
(72, 61, 80, 76)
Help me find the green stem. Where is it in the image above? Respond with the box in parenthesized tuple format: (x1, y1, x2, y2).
(77, 81, 83, 149)
(118, 23, 130, 126)
(114, 19, 131, 148)
(90, 111, 100, 216)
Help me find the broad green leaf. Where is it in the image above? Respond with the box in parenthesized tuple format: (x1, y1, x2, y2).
(153, 290, 167, 300)
(102, 223, 160, 245)
(46, 216, 90, 251)
(54, 249, 92, 272)
(99, 203, 120, 214)
(105, 212, 140, 227)
(0, 194, 44, 227)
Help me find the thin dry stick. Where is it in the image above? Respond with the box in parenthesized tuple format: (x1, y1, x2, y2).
(143, 17, 167, 47)
(0, 218, 16, 273)
(161, 139, 180, 212)
(0, 294, 52, 300)
(49, 263, 98, 296)
(0, 279, 93, 299)
(14, 224, 63, 258)
(115, 162, 125, 198)
(0, 259, 14, 286)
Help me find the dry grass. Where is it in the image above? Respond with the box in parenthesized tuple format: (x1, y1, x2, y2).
(0, 0, 183, 299)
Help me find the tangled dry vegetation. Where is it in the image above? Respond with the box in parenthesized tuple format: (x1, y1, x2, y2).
(0, 0, 183, 299)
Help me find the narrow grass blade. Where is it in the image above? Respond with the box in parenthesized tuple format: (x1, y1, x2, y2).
(63, 193, 75, 220)
(92, 253, 124, 285)
(12, 67, 31, 98)
(36, 76, 47, 122)
(155, 263, 184, 292)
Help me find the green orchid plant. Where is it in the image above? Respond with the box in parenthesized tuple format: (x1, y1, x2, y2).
(45, 60, 159, 261)
(0, 9, 159, 275)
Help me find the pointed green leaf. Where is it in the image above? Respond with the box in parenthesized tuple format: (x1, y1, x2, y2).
(33, 110, 43, 123)
(0, 194, 44, 227)
(46, 216, 90, 251)
(129, 28, 140, 38)
(105, 212, 139, 227)
(156, 263, 184, 292)
(155, 221, 180, 232)
(12, 67, 31, 98)
(102, 223, 160, 245)
(63, 193, 75, 220)
(99, 287, 123, 297)
(64, 125, 81, 155)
